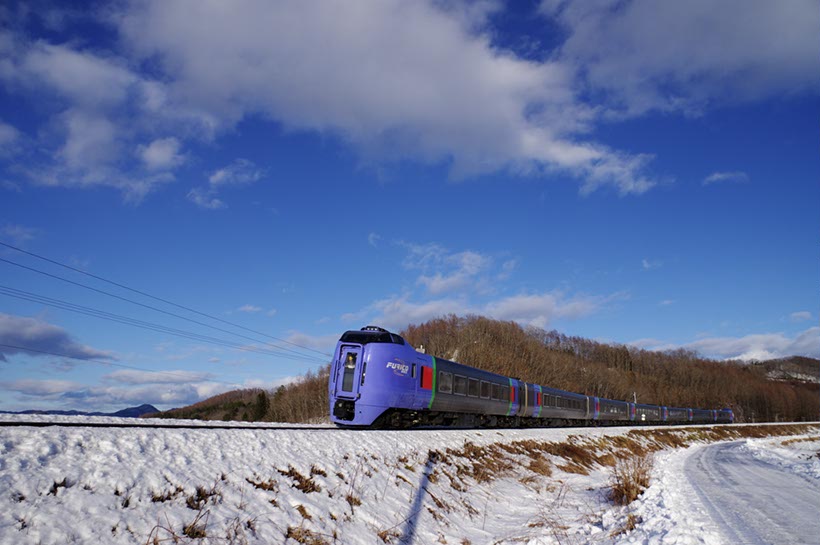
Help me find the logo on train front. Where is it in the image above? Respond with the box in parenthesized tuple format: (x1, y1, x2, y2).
(386, 361, 410, 376)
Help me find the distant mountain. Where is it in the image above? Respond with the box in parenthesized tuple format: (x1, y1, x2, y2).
(755, 356, 819, 384)
(0, 403, 159, 418)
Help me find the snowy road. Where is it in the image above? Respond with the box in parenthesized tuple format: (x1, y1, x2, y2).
(685, 440, 820, 545)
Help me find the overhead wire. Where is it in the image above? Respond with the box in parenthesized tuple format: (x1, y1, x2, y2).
(0, 255, 330, 362)
(0, 241, 331, 357)
(0, 342, 229, 383)
(0, 285, 326, 364)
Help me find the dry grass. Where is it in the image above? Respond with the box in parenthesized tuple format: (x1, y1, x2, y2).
(286, 526, 329, 545)
(151, 485, 184, 503)
(246, 476, 279, 492)
(526, 456, 553, 477)
(445, 442, 512, 484)
(609, 454, 653, 505)
(186, 484, 220, 510)
(296, 504, 312, 520)
(345, 493, 362, 508)
(48, 478, 69, 496)
(278, 466, 322, 494)
(610, 513, 641, 537)
(377, 528, 401, 543)
(782, 435, 820, 446)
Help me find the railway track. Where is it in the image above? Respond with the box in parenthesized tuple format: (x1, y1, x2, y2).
(0, 420, 335, 431)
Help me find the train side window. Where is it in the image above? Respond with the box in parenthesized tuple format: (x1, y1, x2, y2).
(492, 383, 501, 401)
(412, 364, 417, 379)
(480, 381, 491, 399)
(468, 378, 479, 397)
(453, 375, 467, 396)
(502, 386, 509, 402)
(438, 372, 453, 394)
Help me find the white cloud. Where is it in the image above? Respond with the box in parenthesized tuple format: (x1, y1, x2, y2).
(401, 242, 494, 296)
(4, 1, 814, 203)
(641, 258, 662, 270)
(542, 0, 820, 116)
(1, 224, 38, 246)
(482, 291, 621, 329)
(115, 0, 658, 195)
(0, 30, 194, 202)
(631, 326, 820, 361)
(790, 311, 812, 323)
(0, 374, 294, 411)
(345, 289, 624, 333)
(368, 232, 381, 247)
(0, 379, 84, 396)
(344, 294, 469, 332)
(16, 41, 138, 109)
(208, 158, 264, 187)
(186, 187, 225, 210)
(104, 369, 214, 385)
(703, 171, 749, 186)
(0, 313, 114, 362)
(0, 119, 20, 153)
(237, 304, 262, 313)
(498, 259, 518, 280)
(56, 108, 119, 170)
(137, 137, 185, 171)
(282, 331, 340, 354)
(344, 240, 623, 331)
(189, 158, 264, 209)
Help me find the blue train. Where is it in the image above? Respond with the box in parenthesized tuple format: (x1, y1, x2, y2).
(329, 326, 734, 428)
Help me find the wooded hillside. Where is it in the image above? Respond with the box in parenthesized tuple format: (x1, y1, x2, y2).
(146, 366, 330, 423)
(402, 315, 818, 423)
(149, 315, 818, 423)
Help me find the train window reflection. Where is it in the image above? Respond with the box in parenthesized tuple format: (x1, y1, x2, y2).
(438, 372, 453, 394)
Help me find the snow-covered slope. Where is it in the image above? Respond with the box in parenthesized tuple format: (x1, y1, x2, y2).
(0, 417, 816, 545)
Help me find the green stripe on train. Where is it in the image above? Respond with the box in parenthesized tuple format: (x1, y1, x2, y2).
(427, 356, 437, 410)
(506, 377, 513, 416)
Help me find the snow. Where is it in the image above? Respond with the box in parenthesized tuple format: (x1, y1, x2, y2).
(623, 433, 820, 545)
(0, 417, 817, 545)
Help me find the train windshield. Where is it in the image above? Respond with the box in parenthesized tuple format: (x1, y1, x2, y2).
(339, 330, 405, 345)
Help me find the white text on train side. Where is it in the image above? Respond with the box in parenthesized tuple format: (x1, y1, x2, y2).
(386, 362, 410, 375)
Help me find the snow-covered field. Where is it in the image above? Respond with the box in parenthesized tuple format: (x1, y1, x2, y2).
(0, 417, 817, 545)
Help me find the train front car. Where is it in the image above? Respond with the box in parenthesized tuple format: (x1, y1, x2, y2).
(329, 326, 429, 427)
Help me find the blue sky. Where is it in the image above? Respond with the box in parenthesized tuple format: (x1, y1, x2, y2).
(0, 0, 817, 412)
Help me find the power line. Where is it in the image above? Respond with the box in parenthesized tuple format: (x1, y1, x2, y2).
(0, 241, 331, 357)
(0, 255, 328, 362)
(0, 285, 326, 364)
(0, 342, 227, 383)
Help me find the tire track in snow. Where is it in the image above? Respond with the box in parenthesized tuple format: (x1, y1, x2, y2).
(685, 440, 820, 545)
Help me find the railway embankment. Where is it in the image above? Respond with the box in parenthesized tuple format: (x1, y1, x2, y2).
(0, 419, 816, 544)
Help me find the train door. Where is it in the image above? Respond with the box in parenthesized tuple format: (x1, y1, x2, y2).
(334, 345, 363, 399)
